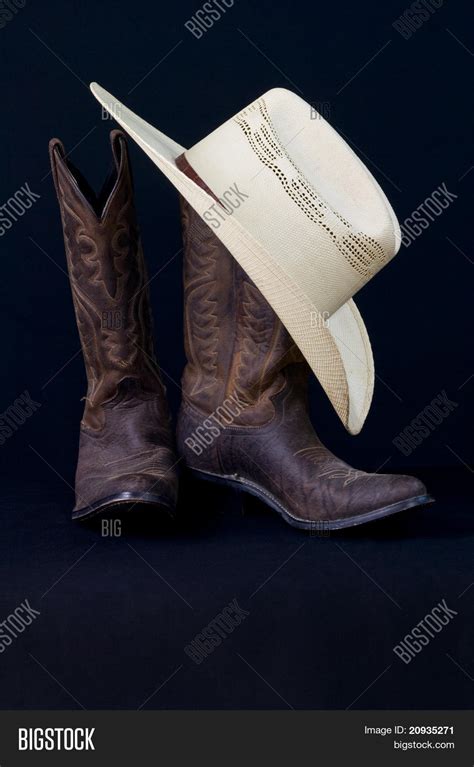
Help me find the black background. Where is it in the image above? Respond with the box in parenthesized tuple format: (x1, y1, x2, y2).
(0, 0, 472, 710)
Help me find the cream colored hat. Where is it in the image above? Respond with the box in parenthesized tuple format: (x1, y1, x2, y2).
(90, 83, 401, 435)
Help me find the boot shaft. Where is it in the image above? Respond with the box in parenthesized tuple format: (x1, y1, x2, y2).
(180, 197, 307, 426)
(50, 131, 163, 430)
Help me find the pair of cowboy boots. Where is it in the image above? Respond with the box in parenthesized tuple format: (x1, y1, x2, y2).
(50, 131, 430, 529)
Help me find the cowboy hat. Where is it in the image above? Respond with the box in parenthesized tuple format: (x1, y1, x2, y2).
(90, 83, 401, 434)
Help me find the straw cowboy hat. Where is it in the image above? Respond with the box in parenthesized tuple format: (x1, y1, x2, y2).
(90, 83, 401, 435)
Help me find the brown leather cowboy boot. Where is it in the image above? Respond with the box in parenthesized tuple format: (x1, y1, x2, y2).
(50, 130, 178, 520)
(176, 198, 432, 530)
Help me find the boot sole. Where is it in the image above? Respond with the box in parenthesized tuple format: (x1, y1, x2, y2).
(189, 468, 434, 531)
(72, 492, 176, 522)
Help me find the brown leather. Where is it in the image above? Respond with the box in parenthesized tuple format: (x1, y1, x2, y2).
(177, 197, 429, 527)
(50, 131, 178, 518)
(176, 154, 220, 204)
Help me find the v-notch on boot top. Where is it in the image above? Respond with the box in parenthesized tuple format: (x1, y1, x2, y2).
(50, 130, 178, 520)
(177, 199, 433, 531)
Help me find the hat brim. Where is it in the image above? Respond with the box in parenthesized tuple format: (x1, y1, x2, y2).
(90, 83, 374, 434)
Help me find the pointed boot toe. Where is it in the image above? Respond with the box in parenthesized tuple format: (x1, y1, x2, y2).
(73, 444, 179, 520)
(374, 472, 433, 512)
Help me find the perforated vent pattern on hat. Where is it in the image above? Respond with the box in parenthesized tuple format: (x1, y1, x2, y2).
(234, 99, 387, 279)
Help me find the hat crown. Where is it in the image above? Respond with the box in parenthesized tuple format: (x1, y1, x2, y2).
(184, 88, 400, 316)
